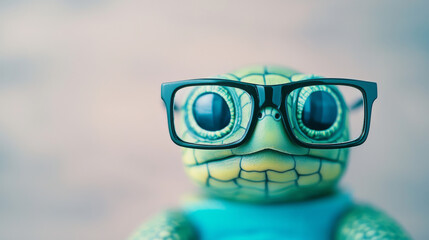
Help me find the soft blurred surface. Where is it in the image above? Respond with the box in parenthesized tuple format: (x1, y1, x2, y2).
(0, 1, 428, 239)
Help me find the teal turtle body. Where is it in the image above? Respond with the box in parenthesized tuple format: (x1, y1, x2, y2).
(130, 66, 410, 240)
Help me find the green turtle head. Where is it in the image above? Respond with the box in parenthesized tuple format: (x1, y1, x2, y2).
(180, 65, 349, 203)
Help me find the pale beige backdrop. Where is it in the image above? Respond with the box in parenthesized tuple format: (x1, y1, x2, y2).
(1, 1, 428, 239)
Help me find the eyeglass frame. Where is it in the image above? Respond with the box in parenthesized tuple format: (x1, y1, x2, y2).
(161, 78, 378, 149)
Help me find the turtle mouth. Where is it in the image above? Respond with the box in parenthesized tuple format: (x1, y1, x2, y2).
(187, 149, 326, 176)
(192, 149, 298, 167)
(187, 148, 338, 168)
(236, 149, 299, 173)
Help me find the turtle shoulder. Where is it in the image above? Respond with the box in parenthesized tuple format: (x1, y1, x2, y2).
(129, 210, 197, 240)
(334, 204, 411, 240)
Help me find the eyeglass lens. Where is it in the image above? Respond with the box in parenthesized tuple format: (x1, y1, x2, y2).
(173, 85, 253, 146)
(285, 85, 364, 145)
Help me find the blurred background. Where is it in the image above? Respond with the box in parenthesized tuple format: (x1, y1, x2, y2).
(0, 0, 428, 239)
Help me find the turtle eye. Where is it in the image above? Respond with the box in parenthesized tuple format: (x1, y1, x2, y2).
(183, 85, 237, 140)
(292, 85, 344, 140)
(192, 93, 231, 131)
(301, 91, 338, 130)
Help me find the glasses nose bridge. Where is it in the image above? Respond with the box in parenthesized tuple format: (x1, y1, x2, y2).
(256, 85, 283, 109)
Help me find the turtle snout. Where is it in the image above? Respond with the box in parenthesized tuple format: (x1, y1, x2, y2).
(231, 107, 308, 156)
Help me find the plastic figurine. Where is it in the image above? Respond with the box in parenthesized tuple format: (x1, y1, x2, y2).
(130, 66, 410, 240)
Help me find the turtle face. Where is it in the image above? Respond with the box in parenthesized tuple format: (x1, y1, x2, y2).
(180, 66, 349, 203)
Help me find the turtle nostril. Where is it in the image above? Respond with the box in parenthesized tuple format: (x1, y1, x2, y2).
(257, 112, 263, 119)
(274, 113, 281, 120)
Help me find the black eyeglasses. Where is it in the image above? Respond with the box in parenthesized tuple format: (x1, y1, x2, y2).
(161, 78, 377, 149)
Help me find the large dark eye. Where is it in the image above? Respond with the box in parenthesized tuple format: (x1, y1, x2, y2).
(294, 85, 343, 140)
(302, 91, 338, 130)
(192, 93, 231, 131)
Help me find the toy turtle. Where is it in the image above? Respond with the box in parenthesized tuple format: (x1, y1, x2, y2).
(130, 66, 410, 240)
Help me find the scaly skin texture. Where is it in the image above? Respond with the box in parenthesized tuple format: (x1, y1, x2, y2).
(130, 66, 411, 239)
(335, 205, 411, 240)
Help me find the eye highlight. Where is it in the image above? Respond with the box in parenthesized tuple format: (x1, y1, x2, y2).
(294, 85, 344, 140)
(185, 86, 236, 140)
